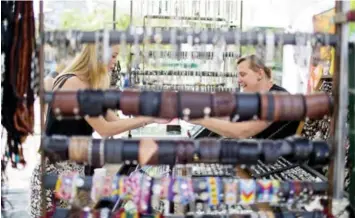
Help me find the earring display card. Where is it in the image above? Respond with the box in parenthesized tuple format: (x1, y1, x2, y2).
(189, 164, 235, 177)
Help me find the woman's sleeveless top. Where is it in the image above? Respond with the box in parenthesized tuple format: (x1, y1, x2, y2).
(45, 74, 93, 136)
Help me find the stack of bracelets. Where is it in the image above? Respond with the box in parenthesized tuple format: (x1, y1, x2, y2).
(35, 6, 355, 217)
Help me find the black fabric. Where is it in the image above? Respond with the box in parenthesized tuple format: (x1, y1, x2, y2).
(45, 74, 93, 136)
(252, 84, 300, 140)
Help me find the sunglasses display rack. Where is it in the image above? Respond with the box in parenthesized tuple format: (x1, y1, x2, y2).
(28, 1, 355, 217)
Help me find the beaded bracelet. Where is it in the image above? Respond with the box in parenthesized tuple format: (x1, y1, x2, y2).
(257, 180, 273, 203)
(239, 179, 255, 205)
(224, 179, 238, 206)
(271, 180, 280, 204)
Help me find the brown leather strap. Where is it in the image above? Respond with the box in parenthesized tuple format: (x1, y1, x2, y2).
(159, 91, 178, 118)
(260, 94, 269, 120)
(305, 93, 331, 119)
(176, 142, 186, 164)
(212, 92, 235, 117)
(52, 91, 80, 117)
(273, 93, 282, 121)
(185, 141, 195, 163)
(120, 90, 140, 116)
(180, 91, 211, 119)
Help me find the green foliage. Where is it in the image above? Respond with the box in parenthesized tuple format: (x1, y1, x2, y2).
(60, 8, 132, 30)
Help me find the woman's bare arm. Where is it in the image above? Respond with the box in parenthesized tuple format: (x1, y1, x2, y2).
(60, 77, 153, 137)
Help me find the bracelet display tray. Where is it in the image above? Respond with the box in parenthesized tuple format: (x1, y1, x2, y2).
(246, 157, 327, 182)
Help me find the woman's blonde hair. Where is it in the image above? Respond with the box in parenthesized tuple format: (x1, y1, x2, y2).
(61, 44, 110, 89)
(55, 62, 67, 73)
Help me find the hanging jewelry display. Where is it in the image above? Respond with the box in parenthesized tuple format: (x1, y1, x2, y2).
(1, 1, 37, 168)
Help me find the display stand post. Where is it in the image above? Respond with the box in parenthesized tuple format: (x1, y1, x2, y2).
(348, 42, 355, 208)
(38, 0, 47, 216)
(328, 0, 350, 210)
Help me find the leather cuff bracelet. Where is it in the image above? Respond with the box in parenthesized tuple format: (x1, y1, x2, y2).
(176, 142, 186, 164)
(179, 92, 212, 119)
(305, 93, 332, 119)
(193, 140, 201, 162)
(158, 140, 176, 165)
(238, 140, 261, 164)
(308, 141, 330, 166)
(52, 92, 80, 118)
(160, 91, 178, 119)
(233, 93, 260, 121)
(102, 90, 121, 112)
(68, 137, 89, 163)
(288, 137, 313, 162)
(279, 94, 306, 121)
(122, 140, 139, 164)
(209, 139, 221, 163)
(105, 138, 122, 164)
(185, 142, 195, 163)
(91, 139, 101, 167)
(43, 135, 69, 163)
(261, 140, 281, 164)
(199, 139, 212, 162)
(220, 140, 235, 164)
(260, 93, 274, 121)
(120, 91, 140, 116)
(139, 91, 161, 116)
(78, 90, 105, 117)
(213, 92, 235, 117)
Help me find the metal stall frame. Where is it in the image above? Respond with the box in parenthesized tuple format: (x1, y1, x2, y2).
(38, 0, 47, 216)
(327, 0, 350, 212)
(348, 40, 355, 208)
(37, 0, 354, 216)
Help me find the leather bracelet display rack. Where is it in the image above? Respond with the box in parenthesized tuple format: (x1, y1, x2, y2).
(42, 136, 331, 166)
(45, 90, 333, 121)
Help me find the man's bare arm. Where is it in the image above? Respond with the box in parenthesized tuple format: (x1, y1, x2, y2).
(192, 118, 270, 139)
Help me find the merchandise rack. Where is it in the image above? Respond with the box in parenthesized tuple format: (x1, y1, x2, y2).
(35, 1, 355, 217)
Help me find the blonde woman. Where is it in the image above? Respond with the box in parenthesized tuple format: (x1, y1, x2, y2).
(29, 44, 160, 217)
